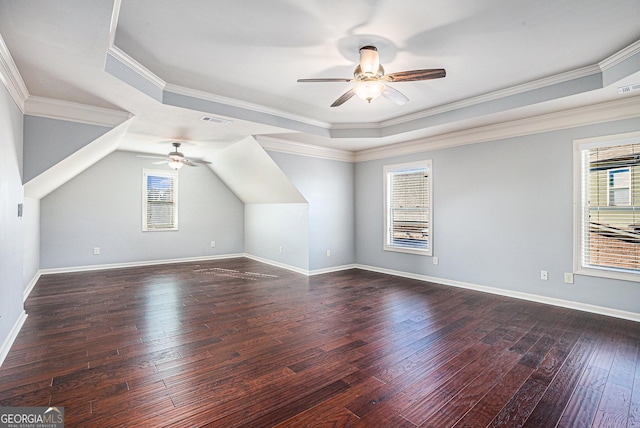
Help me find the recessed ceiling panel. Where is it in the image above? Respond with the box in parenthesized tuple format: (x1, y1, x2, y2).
(114, 0, 640, 124)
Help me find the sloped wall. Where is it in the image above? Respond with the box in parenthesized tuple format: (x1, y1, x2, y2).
(23, 115, 112, 183)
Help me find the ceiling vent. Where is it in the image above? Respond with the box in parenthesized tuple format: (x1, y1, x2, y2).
(617, 83, 640, 94)
(200, 115, 233, 124)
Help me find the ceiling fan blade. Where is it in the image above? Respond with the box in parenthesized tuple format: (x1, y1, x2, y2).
(330, 89, 356, 107)
(384, 68, 446, 82)
(182, 160, 199, 167)
(152, 160, 169, 165)
(382, 86, 409, 105)
(137, 154, 168, 160)
(184, 158, 212, 165)
(298, 78, 353, 83)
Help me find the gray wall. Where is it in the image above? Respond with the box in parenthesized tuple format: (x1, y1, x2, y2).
(355, 117, 640, 314)
(267, 151, 355, 271)
(23, 115, 112, 183)
(244, 203, 310, 271)
(40, 151, 244, 269)
(0, 81, 26, 350)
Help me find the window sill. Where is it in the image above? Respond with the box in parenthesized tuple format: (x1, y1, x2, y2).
(384, 245, 432, 256)
(143, 228, 179, 232)
(575, 266, 640, 283)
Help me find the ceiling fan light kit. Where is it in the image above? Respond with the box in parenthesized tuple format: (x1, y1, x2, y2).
(355, 79, 386, 103)
(297, 44, 446, 107)
(168, 158, 184, 170)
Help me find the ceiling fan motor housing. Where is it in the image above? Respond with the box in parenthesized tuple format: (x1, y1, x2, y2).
(358, 45, 382, 78)
(170, 142, 185, 159)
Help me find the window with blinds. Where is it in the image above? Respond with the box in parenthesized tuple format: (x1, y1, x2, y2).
(576, 132, 640, 280)
(384, 160, 432, 256)
(143, 170, 178, 231)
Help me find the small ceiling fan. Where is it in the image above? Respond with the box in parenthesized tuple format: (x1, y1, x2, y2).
(297, 45, 446, 107)
(137, 142, 212, 170)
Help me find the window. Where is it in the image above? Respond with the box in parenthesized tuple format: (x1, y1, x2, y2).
(384, 160, 432, 255)
(143, 169, 178, 231)
(575, 132, 640, 281)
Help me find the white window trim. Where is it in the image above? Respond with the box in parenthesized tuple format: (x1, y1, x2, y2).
(142, 169, 179, 232)
(383, 160, 433, 256)
(573, 131, 640, 282)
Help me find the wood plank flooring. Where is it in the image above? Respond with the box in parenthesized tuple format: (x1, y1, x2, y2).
(1, 258, 639, 427)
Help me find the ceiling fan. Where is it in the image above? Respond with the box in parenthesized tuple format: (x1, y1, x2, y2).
(297, 45, 446, 107)
(137, 142, 212, 170)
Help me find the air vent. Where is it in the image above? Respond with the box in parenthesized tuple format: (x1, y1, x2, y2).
(617, 83, 640, 94)
(200, 115, 233, 124)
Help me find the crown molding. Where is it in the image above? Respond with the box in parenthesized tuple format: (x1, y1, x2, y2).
(107, 0, 165, 92)
(166, 61, 604, 139)
(600, 39, 640, 71)
(109, 0, 122, 47)
(24, 96, 132, 127)
(377, 40, 640, 129)
(0, 32, 29, 112)
(257, 135, 355, 162)
(330, 121, 383, 130)
(107, 44, 166, 92)
(164, 83, 331, 130)
(355, 95, 640, 162)
(382, 64, 603, 129)
(252, 95, 640, 163)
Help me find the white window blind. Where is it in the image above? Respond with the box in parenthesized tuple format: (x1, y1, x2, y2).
(143, 170, 178, 231)
(384, 160, 432, 255)
(578, 137, 640, 279)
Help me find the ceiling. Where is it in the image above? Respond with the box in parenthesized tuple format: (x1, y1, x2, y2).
(1, 0, 639, 158)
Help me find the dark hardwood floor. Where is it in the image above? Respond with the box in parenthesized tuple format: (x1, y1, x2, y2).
(1, 258, 639, 427)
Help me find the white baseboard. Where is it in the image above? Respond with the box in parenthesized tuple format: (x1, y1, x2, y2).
(354, 264, 640, 323)
(242, 254, 357, 276)
(23, 271, 42, 302)
(38, 253, 245, 276)
(27, 256, 640, 323)
(242, 253, 310, 276)
(0, 310, 27, 368)
(309, 264, 357, 276)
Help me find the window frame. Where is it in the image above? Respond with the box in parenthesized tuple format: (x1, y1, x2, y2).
(142, 169, 179, 232)
(383, 160, 433, 256)
(573, 131, 640, 282)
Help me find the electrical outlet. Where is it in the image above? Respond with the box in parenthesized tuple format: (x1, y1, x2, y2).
(210, 240, 216, 248)
(326, 249, 331, 258)
(564, 273, 574, 284)
(279, 246, 283, 254)
(540, 270, 548, 280)
(433, 256, 439, 265)
(93, 247, 100, 255)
